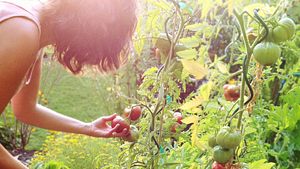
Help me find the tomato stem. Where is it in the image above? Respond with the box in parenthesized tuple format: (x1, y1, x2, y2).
(233, 9, 253, 130)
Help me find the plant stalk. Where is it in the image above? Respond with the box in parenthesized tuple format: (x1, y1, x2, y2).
(233, 9, 253, 129)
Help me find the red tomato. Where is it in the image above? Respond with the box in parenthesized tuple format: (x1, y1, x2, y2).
(111, 116, 130, 133)
(170, 123, 180, 133)
(212, 161, 226, 169)
(223, 84, 240, 101)
(129, 106, 142, 121)
(123, 108, 131, 118)
(173, 112, 183, 124)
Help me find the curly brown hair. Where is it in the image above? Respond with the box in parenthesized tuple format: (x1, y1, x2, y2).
(41, 0, 137, 74)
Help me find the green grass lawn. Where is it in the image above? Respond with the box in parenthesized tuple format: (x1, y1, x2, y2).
(27, 59, 117, 150)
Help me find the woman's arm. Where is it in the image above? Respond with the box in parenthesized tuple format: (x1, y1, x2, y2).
(11, 58, 90, 134)
(0, 145, 27, 169)
(11, 58, 127, 138)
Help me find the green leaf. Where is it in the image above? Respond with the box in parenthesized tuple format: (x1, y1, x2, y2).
(133, 16, 145, 56)
(181, 59, 208, 80)
(179, 36, 201, 48)
(249, 159, 275, 169)
(216, 62, 228, 74)
(199, 81, 213, 101)
(177, 49, 197, 60)
(201, 1, 214, 19)
(180, 95, 203, 110)
(182, 115, 199, 125)
(143, 67, 158, 77)
(227, 0, 233, 16)
(186, 23, 212, 33)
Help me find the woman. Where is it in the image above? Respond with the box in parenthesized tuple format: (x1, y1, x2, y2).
(0, 0, 137, 168)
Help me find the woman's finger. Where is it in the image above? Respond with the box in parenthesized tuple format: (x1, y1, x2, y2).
(102, 113, 117, 121)
(110, 123, 120, 132)
(113, 128, 129, 137)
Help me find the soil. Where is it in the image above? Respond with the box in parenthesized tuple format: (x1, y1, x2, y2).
(10, 149, 36, 166)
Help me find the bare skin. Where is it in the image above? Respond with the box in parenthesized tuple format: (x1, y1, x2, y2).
(0, 1, 127, 168)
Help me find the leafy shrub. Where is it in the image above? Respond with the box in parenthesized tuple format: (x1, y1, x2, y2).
(30, 132, 123, 169)
(32, 161, 69, 169)
(0, 107, 33, 150)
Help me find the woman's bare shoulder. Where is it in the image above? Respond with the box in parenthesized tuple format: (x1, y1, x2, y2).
(0, 17, 41, 113)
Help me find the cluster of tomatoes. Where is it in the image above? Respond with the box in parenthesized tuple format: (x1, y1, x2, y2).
(111, 106, 142, 142)
(253, 17, 296, 66)
(209, 126, 242, 169)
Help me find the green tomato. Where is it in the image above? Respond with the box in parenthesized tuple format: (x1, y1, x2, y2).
(294, 27, 300, 48)
(130, 125, 139, 140)
(213, 145, 233, 164)
(295, 37, 300, 48)
(122, 125, 139, 142)
(294, 32, 300, 48)
(253, 42, 281, 66)
(208, 135, 217, 148)
(272, 17, 296, 43)
(216, 126, 242, 149)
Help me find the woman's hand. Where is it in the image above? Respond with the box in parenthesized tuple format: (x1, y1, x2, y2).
(87, 114, 129, 138)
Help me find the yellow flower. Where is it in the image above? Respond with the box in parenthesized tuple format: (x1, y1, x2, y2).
(228, 78, 236, 84)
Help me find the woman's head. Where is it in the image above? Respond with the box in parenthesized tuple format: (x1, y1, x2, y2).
(42, 0, 137, 74)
